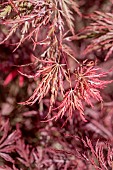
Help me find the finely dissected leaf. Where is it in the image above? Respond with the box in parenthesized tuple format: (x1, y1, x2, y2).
(70, 11, 113, 60)
(16, 139, 34, 167)
(59, 0, 81, 34)
(74, 62, 112, 107)
(20, 61, 68, 113)
(0, 120, 21, 163)
(82, 138, 113, 170)
(50, 89, 85, 122)
(0, 1, 54, 49)
(0, 0, 81, 50)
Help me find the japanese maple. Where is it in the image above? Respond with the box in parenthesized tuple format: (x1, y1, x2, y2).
(0, 0, 113, 170)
